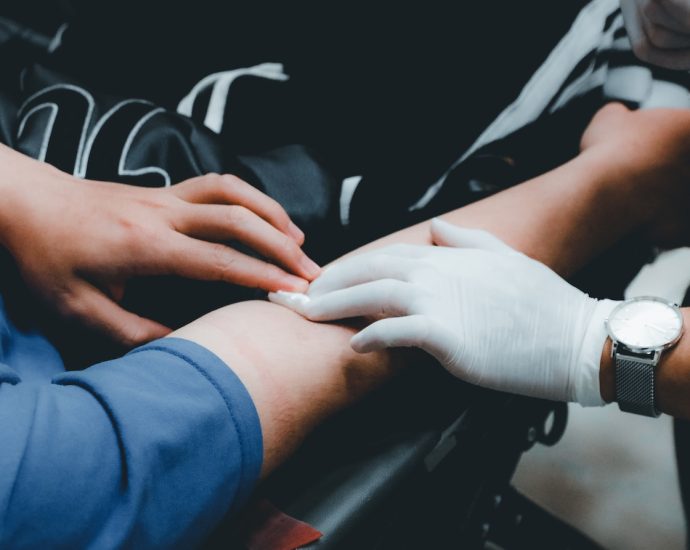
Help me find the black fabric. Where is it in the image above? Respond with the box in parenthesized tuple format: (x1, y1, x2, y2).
(6, 63, 345, 330)
(46, 2, 588, 182)
(0, 0, 65, 36)
(0, 1, 646, 324)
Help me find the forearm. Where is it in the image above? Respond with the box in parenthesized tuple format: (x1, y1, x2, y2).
(174, 140, 662, 476)
(172, 301, 401, 475)
(350, 145, 656, 278)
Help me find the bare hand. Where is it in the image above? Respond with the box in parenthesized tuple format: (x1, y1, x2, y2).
(0, 149, 319, 347)
(621, 0, 690, 69)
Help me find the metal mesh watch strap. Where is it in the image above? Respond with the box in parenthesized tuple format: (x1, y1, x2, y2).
(615, 353, 661, 417)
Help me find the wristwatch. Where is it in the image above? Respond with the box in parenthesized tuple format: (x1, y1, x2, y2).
(606, 296, 684, 417)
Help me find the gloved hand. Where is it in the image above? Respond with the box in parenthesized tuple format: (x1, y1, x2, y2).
(621, 0, 690, 69)
(270, 219, 618, 405)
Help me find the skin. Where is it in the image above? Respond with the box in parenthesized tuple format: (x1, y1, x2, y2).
(600, 309, 690, 418)
(174, 104, 690, 475)
(0, 143, 319, 347)
(3, 103, 690, 476)
(622, 0, 690, 70)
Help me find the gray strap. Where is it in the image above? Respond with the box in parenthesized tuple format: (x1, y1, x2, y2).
(615, 356, 660, 417)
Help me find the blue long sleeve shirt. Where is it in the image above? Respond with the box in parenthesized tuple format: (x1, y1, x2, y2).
(0, 295, 263, 548)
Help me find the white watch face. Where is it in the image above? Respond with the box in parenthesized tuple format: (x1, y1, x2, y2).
(607, 297, 683, 350)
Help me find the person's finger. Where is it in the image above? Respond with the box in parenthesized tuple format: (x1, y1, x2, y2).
(308, 250, 425, 297)
(658, 0, 690, 32)
(623, 0, 690, 69)
(99, 280, 126, 302)
(640, 9, 690, 48)
(352, 316, 458, 369)
(351, 314, 451, 360)
(646, 23, 690, 48)
(171, 173, 304, 243)
(271, 279, 418, 321)
(176, 204, 320, 280)
(644, 0, 690, 33)
(622, 1, 650, 58)
(430, 218, 515, 253)
(62, 284, 171, 348)
(163, 234, 309, 292)
(639, 44, 690, 68)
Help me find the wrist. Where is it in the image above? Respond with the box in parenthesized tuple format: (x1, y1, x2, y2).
(599, 307, 690, 415)
(599, 336, 615, 403)
(0, 147, 68, 252)
(577, 298, 619, 406)
(654, 307, 690, 417)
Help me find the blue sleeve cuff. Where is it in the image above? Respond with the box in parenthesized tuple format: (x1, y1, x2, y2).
(39, 335, 264, 546)
(126, 336, 263, 509)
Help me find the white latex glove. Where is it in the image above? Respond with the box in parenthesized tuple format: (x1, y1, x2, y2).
(621, 0, 690, 69)
(269, 219, 618, 405)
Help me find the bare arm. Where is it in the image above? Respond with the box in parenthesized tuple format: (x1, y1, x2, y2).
(172, 104, 690, 475)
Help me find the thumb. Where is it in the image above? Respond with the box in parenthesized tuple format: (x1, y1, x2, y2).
(69, 284, 171, 348)
(430, 218, 515, 253)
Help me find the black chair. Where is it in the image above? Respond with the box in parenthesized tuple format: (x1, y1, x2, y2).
(218, 359, 602, 549)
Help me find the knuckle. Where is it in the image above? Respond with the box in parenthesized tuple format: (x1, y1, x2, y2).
(194, 173, 219, 191)
(412, 264, 437, 281)
(226, 204, 251, 226)
(272, 238, 303, 268)
(57, 295, 82, 321)
(370, 255, 390, 276)
(378, 280, 402, 314)
(646, 23, 665, 46)
(208, 244, 238, 278)
(280, 232, 298, 254)
(261, 263, 289, 288)
(632, 35, 652, 59)
(57, 291, 93, 325)
(137, 188, 175, 210)
(409, 288, 432, 313)
(119, 324, 146, 348)
(642, 0, 658, 21)
(203, 172, 221, 183)
(198, 172, 229, 195)
(122, 220, 159, 253)
(218, 173, 244, 190)
(265, 195, 286, 216)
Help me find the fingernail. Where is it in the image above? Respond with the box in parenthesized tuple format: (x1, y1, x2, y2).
(300, 256, 322, 279)
(278, 274, 309, 292)
(288, 221, 305, 243)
